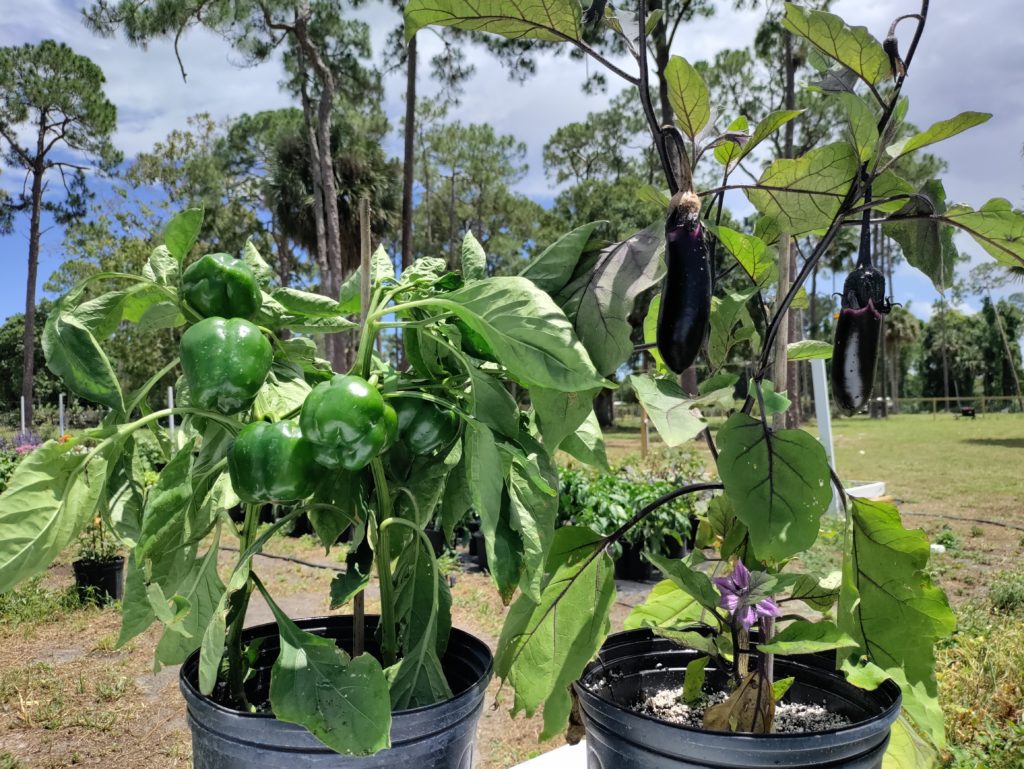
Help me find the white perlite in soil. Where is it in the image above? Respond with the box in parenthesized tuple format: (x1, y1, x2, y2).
(639, 688, 852, 733)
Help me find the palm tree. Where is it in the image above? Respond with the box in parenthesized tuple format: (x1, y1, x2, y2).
(883, 306, 921, 409)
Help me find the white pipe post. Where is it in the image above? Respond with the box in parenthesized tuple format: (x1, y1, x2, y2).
(59, 394, 65, 436)
(168, 386, 176, 445)
(20, 396, 25, 433)
(811, 358, 838, 514)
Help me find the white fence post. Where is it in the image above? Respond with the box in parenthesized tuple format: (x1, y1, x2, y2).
(20, 395, 25, 433)
(168, 386, 176, 444)
(59, 394, 65, 436)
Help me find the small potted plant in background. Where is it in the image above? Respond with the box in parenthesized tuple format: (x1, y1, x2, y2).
(405, 0, 1024, 767)
(72, 515, 124, 605)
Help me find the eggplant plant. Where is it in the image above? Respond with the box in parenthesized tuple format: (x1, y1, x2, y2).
(0, 216, 610, 754)
(403, 0, 1024, 759)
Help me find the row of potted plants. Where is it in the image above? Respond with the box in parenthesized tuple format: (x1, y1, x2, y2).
(0, 1, 1021, 768)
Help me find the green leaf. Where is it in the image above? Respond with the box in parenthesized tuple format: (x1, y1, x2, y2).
(495, 527, 615, 740)
(467, 365, 520, 439)
(884, 716, 939, 769)
(371, 245, 395, 283)
(520, 221, 602, 294)
(838, 498, 955, 747)
(558, 411, 609, 471)
(143, 245, 179, 285)
(714, 116, 749, 167)
(155, 535, 225, 667)
(716, 413, 831, 561)
(163, 208, 203, 262)
(262, 585, 392, 755)
(886, 112, 991, 159)
(42, 302, 125, 411)
(713, 227, 777, 288)
(885, 180, 958, 291)
(532, 387, 600, 452)
(242, 240, 273, 285)
(404, 0, 582, 42)
(272, 287, 342, 317)
(0, 440, 109, 593)
(253, 363, 312, 422)
(330, 536, 373, 608)
(443, 277, 604, 391)
(440, 456, 473, 542)
(788, 571, 841, 612)
(337, 269, 362, 314)
(736, 110, 804, 164)
(665, 56, 711, 140)
(117, 555, 155, 647)
(623, 579, 704, 630)
(137, 301, 184, 332)
(506, 441, 559, 601)
(709, 289, 759, 370)
(787, 340, 833, 360)
(643, 294, 667, 373)
(682, 656, 709, 704)
(782, 4, 890, 85)
(645, 552, 721, 614)
(747, 142, 860, 235)
(756, 620, 858, 655)
(836, 92, 879, 162)
(637, 184, 672, 210)
(556, 229, 664, 376)
(750, 379, 791, 416)
(772, 677, 795, 701)
(461, 231, 487, 282)
(629, 374, 706, 447)
(392, 442, 462, 527)
(943, 198, 1024, 270)
(137, 440, 195, 562)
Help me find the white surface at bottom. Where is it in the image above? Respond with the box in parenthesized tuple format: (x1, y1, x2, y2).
(509, 740, 587, 768)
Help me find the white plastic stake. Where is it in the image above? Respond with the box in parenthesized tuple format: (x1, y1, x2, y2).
(59, 394, 65, 436)
(810, 358, 838, 513)
(168, 386, 176, 445)
(20, 396, 25, 433)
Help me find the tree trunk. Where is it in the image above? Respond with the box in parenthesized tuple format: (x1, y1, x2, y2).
(401, 35, 418, 271)
(20, 117, 46, 428)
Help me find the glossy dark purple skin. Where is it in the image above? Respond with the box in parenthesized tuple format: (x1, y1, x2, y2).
(831, 266, 889, 413)
(656, 219, 711, 375)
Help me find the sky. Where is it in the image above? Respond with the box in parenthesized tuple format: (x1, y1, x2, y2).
(1, 0, 1023, 326)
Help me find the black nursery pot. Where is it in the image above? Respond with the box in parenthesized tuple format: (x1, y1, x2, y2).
(72, 556, 124, 605)
(424, 526, 447, 557)
(574, 628, 902, 769)
(471, 530, 488, 571)
(614, 539, 652, 581)
(180, 615, 492, 769)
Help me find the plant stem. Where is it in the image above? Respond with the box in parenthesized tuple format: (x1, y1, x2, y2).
(224, 502, 261, 709)
(370, 457, 399, 667)
(636, 0, 678, 195)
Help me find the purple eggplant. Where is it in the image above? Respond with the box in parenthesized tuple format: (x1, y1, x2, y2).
(657, 191, 711, 374)
(831, 265, 892, 413)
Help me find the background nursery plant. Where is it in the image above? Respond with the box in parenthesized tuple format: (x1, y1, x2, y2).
(404, 0, 1024, 761)
(0, 206, 609, 756)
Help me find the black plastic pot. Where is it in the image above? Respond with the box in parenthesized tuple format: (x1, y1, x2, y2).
(72, 556, 124, 605)
(466, 521, 481, 557)
(614, 540, 652, 581)
(471, 531, 487, 572)
(425, 526, 446, 557)
(574, 628, 902, 769)
(180, 615, 492, 769)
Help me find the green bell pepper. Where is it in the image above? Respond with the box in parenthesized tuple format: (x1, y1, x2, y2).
(228, 420, 317, 503)
(300, 374, 397, 471)
(181, 253, 262, 319)
(393, 396, 459, 455)
(180, 317, 272, 415)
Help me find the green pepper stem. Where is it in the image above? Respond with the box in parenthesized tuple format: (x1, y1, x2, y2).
(370, 457, 399, 667)
(224, 502, 261, 709)
(379, 515, 441, 650)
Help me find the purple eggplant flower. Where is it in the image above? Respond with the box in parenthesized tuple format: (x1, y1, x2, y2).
(712, 561, 781, 631)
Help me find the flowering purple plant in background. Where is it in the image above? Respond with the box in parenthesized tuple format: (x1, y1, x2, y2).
(712, 561, 780, 630)
(12, 431, 41, 455)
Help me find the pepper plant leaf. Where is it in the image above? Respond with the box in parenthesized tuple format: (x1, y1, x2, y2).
(886, 112, 991, 159)
(665, 55, 711, 140)
(261, 584, 392, 756)
(495, 526, 615, 740)
(0, 439, 109, 593)
(162, 207, 203, 263)
(558, 411, 609, 471)
(747, 142, 860, 235)
(443, 277, 605, 391)
(531, 386, 600, 452)
(242, 239, 273, 285)
(154, 533, 225, 667)
(782, 4, 890, 86)
(43, 300, 125, 411)
(461, 231, 487, 282)
(838, 497, 955, 747)
(404, 0, 582, 41)
(520, 221, 603, 294)
(716, 413, 831, 561)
